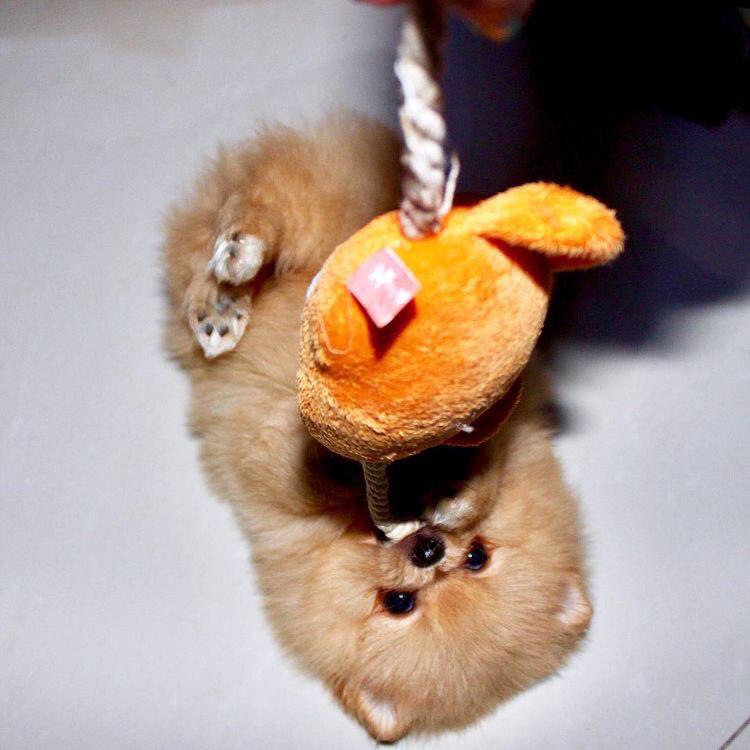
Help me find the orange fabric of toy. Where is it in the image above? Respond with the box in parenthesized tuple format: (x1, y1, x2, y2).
(298, 183, 624, 463)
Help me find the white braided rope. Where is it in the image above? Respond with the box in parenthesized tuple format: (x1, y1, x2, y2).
(395, 0, 450, 239)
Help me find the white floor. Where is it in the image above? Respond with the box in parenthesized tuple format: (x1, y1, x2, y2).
(1, 2, 748, 749)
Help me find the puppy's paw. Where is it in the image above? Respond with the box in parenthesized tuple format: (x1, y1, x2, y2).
(424, 491, 482, 532)
(208, 230, 266, 285)
(187, 291, 250, 359)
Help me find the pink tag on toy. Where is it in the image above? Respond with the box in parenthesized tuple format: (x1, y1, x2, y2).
(347, 248, 420, 328)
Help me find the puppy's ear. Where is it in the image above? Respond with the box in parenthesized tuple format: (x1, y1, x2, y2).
(337, 684, 412, 743)
(461, 182, 624, 271)
(557, 571, 593, 635)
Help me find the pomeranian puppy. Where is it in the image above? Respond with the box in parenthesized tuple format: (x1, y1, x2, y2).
(162, 115, 592, 742)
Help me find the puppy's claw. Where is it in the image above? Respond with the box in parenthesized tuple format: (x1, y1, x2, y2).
(230, 313, 244, 340)
(208, 231, 266, 285)
(189, 299, 249, 359)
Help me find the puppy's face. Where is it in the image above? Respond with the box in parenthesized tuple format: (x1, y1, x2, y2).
(282, 443, 592, 742)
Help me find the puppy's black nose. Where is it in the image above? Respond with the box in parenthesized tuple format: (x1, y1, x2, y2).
(408, 530, 445, 568)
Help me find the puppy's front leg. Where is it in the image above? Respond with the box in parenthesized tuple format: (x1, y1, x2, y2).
(423, 489, 487, 532)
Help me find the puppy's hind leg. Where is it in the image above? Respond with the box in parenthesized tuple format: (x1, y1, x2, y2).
(208, 231, 266, 286)
(183, 196, 280, 359)
(184, 274, 251, 359)
(205, 194, 279, 287)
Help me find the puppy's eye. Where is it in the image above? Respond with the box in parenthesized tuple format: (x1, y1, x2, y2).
(465, 540, 489, 571)
(382, 590, 416, 615)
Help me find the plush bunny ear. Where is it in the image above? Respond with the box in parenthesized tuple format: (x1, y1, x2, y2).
(458, 182, 624, 271)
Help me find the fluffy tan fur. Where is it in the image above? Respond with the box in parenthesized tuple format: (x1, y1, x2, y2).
(162, 115, 592, 742)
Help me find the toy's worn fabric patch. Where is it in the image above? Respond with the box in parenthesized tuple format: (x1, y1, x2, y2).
(346, 248, 420, 328)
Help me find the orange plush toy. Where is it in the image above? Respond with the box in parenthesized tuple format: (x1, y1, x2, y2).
(298, 183, 624, 465)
